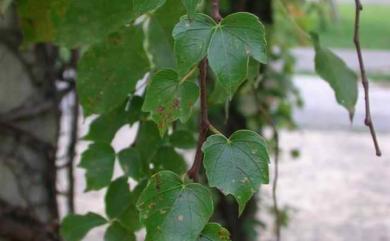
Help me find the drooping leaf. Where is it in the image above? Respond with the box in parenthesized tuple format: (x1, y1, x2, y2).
(198, 223, 231, 241)
(61, 213, 107, 241)
(85, 102, 129, 143)
(77, 26, 149, 115)
(181, 0, 201, 18)
(312, 34, 358, 118)
(142, 69, 199, 135)
(132, 0, 166, 18)
(104, 222, 136, 241)
(143, 0, 185, 69)
(105, 177, 131, 219)
(137, 171, 214, 241)
(169, 129, 196, 149)
(79, 143, 116, 191)
(118, 147, 146, 181)
(202, 130, 269, 214)
(52, 0, 133, 48)
(173, 14, 215, 76)
(150, 146, 187, 174)
(208, 13, 267, 96)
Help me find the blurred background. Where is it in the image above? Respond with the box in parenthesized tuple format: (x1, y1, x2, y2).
(0, 0, 389, 240)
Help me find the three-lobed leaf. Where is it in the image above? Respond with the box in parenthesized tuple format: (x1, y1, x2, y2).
(143, 69, 199, 135)
(77, 26, 149, 115)
(61, 213, 107, 241)
(79, 143, 116, 191)
(202, 130, 269, 214)
(137, 171, 214, 241)
(312, 34, 358, 119)
(173, 12, 267, 96)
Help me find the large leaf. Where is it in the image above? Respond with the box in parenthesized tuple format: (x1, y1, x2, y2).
(104, 222, 136, 241)
(208, 13, 267, 95)
(142, 69, 199, 135)
(79, 143, 116, 191)
(173, 14, 215, 76)
(77, 26, 149, 115)
(312, 35, 358, 118)
(61, 213, 107, 241)
(202, 130, 269, 214)
(143, 0, 185, 69)
(137, 171, 214, 241)
(52, 0, 133, 47)
(198, 223, 231, 241)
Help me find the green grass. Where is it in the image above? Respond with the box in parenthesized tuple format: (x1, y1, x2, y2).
(319, 4, 390, 50)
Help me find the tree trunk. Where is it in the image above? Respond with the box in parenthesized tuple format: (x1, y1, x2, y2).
(0, 7, 61, 241)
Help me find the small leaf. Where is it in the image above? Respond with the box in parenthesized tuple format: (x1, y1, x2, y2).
(169, 129, 196, 149)
(77, 26, 149, 115)
(150, 146, 187, 174)
(105, 177, 131, 219)
(142, 69, 199, 135)
(79, 143, 116, 191)
(118, 147, 146, 181)
(312, 34, 358, 118)
(198, 223, 231, 241)
(173, 14, 215, 76)
(52, 0, 133, 47)
(61, 213, 107, 241)
(104, 222, 136, 241)
(208, 12, 267, 96)
(202, 130, 269, 214)
(135, 121, 163, 161)
(181, 0, 201, 18)
(137, 171, 214, 241)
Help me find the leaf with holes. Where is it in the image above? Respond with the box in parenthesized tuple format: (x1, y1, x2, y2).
(79, 143, 116, 191)
(142, 69, 199, 135)
(77, 26, 149, 115)
(61, 213, 107, 241)
(136, 171, 213, 241)
(202, 130, 269, 214)
(312, 34, 358, 119)
(198, 223, 231, 241)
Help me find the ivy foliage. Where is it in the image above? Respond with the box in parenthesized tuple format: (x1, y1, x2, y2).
(12, 0, 360, 240)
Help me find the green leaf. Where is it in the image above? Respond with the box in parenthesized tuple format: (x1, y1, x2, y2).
(150, 146, 187, 174)
(61, 213, 107, 241)
(85, 102, 129, 143)
(143, 0, 185, 69)
(173, 12, 267, 96)
(312, 34, 358, 118)
(77, 26, 149, 115)
(79, 143, 116, 191)
(132, 0, 166, 17)
(118, 147, 146, 181)
(52, 0, 133, 48)
(169, 130, 196, 149)
(202, 130, 269, 214)
(181, 0, 201, 18)
(105, 177, 131, 219)
(135, 121, 163, 161)
(208, 13, 267, 96)
(137, 171, 214, 241)
(198, 223, 231, 241)
(104, 222, 136, 241)
(173, 14, 215, 76)
(142, 69, 199, 135)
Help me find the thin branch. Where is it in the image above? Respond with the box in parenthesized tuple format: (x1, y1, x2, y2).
(211, 0, 222, 22)
(187, 59, 210, 181)
(353, 0, 381, 156)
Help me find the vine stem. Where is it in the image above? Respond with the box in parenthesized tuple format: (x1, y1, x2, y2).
(187, 0, 222, 180)
(353, 0, 381, 156)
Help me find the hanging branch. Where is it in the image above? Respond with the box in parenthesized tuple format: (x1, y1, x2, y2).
(353, 0, 381, 156)
(187, 0, 223, 180)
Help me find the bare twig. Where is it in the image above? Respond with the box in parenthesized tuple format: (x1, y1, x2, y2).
(353, 0, 381, 156)
(187, 59, 210, 181)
